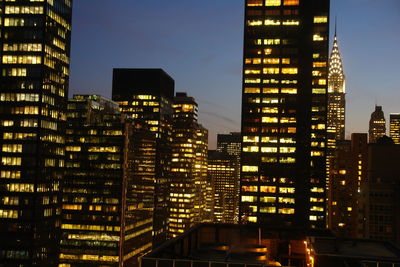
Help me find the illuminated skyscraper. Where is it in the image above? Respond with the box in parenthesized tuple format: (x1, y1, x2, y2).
(217, 132, 241, 221)
(369, 106, 386, 143)
(168, 93, 208, 238)
(241, 0, 329, 228)
(208, 150, 239, 223)
(326, 28, 346, 194)
(390, 114, 400, 144)
(0, 1, 72, 265)
(60, 95, 156, 267)
(327, 29, 346, 141)
(112, 69, 174, 246)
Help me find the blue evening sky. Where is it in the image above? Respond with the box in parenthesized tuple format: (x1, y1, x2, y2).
(69, 0, 400, 148)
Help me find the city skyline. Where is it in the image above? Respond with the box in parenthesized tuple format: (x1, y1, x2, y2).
(69, 0, 400, 147)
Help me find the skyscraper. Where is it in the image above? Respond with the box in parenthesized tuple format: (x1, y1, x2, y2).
(217, 132, 241, 221)
(60, 95, 156, 267)
(112, 69, 174, 246)
(168, 93, 208, 238)
(327, 29, 346, 141)
(326, 28, 346, 196)
(390, 114, 400, 144)
(208, 150, 239, 223)
(369, 106, 386, 143)
(0, 1, 72, 265)
(241, 0, 329, 228)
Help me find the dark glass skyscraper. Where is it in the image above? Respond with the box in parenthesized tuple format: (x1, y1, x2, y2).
(241, 0, 329, 228)
(0, 1, 72, 265)
(112, 69, 174, 246)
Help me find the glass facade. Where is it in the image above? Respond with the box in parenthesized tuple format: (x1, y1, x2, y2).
(241, 0, 329, 228)
(112, 69, 174, 246)
(60, 95, 156, 267)
(0, 0, 72, 265)
(389, 114, 400, 144)
(168, 93, 208, 238)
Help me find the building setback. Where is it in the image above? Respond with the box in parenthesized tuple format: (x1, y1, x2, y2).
(368, 106, 386, 143)
(240, 0, 329, 228)
(0, 1, 72, 265)
(60, 95, 156, 267)
(168, 92, 208, 238)
(208, 150, 239, 224)
(112, 68, 174, 246)
(390, 114, 400, 145)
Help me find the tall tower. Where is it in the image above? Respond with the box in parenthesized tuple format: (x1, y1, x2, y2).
(369, 106, 386, 143)
(112, 68, 174, 246)
(168, 92, 208, 238)
(327, 28, 346, 141)
(390, 114, 400, 144)
(241, 0, 329, 228)
(0, 1, 73, 265)
(326, 26, 346, 197)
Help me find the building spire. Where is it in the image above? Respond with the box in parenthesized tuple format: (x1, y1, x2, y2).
(334, 16, 337, 37)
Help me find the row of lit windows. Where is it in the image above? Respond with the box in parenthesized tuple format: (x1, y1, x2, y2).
(247, 0, 299, 7)
(0, 209, 19, 219)
(248, 19, 299, 26)
(244, 136, 295, 143)
(245, 57, 291, 64)
(3, 43, 42, 52)
(242, 186, 295, 194)
(243, 146, 296, 153)
(245, 67, 298, 75)
(5, 6, 44, 14)
(0, 93, 40, 102)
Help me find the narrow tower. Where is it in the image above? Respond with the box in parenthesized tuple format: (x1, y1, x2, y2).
(369, 106, 386, 143)
(327, 27, 346, 141)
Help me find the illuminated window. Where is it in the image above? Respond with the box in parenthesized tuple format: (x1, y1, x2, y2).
(279, 187, 295, 193)
(313, 34, 325, 41)
(241, 195, 257, 202)
(314, 16, 328, 23)
(260, 196, 276, 203)
(243, 136, 259, 142)
(248, 216, 258, 223)
(248, 20, 263, 26)
(265, 19, 281, 26)
(260, 207, 276, 213)
(282, 68, 298, 74)
(281, 88, 297, 94)
(260, 186, 276, 193)
(242, 186, 258, 192)
(279, 208, 295, 214)
(261, 147, 278, 153)
(261, 107, 278, 113)
(263, 68, 280, 74)
(263, 88, 279, 94)
(263, 58, 280, 64)
(244, 87, 260, 93)
(242, 166, 258, 172)
(283, 0, 299, 5)
(265, 0, 281, 6)
(247, 0, 263, 6)
(279, 197, 295, 204)
(262, 117, 278, 123)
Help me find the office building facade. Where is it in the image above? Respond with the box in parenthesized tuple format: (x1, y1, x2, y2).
(241, 0, 329, 228)
(168, 93, 208, 238)
(112, 69, 174, 246)
(208, 150, 239, 224)
(60, 95, 156, 266)
(390, 114, 400, 144)
(0, 1, 72, 265)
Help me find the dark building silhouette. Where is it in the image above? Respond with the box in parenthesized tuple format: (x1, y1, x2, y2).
(240, 0, 329, 228)
(369, 106, 386, 143)
(328, 133, 368, 238)
(0, 1, 72, 265)
(362, 136, 400, 246)
(208, 150, 239, 223)
(112, 69, 174, 246)
(390, 113, 400, 144)
(168, 93, 208, 238)
(60, 95, 156, 266)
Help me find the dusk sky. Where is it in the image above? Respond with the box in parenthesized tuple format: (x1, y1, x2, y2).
(70, 0, 400, 148)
